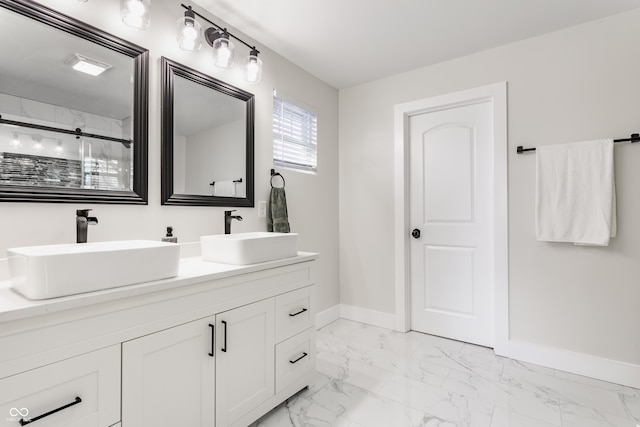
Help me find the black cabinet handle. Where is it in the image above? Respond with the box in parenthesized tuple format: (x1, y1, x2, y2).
(208, 324, 215, 357)
(288, 308, 308, 317)
(20, 396, 82, 425)
(289, 352, 308, 364)
(221, 320, 227, 352)
(412, 228, 421, 239)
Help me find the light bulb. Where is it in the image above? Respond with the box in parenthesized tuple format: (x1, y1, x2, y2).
(182, 25, 198, 40)
(121, 0, 150, 30)
(31, 134, 43, 152)
(244, 49, 262, 84)
(10, 133, 20, 148)
(177, 7, 201, 52)
(55, 141, 64, 154)
(128, 0, 145, 15)
(213, 32, 235, 68)
(216, 44, 232, 66)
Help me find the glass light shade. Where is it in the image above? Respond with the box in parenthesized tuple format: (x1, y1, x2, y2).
(244, 51, 263, 84)
(213, 33, 235, 68)
(177, 15, 202, 52)
(121, 0, 150, 30)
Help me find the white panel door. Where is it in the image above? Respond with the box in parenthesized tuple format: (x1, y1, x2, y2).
(409, 100, 494, 347)
(216, 298, 275, 427)
(122, 318, 215, 427)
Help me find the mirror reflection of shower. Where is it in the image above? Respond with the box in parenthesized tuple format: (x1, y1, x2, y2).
(1, 113, 133, 190)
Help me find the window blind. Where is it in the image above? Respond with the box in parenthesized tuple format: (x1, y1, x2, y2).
(273, 95, 317, 173)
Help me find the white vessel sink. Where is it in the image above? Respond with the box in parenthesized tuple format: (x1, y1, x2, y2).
(7, 240, 181, 300)
(200, 232, 298, 265)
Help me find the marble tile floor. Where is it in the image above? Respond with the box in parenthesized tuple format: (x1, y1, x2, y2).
(251, 319, 640, 427)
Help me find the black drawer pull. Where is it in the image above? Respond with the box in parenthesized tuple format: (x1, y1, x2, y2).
(289, 352, 308, 364)
(288, 308, 308, 317)
(20, 396, 82, 425)
(208, 324, 215, 357)
(221, 320, 227, 352)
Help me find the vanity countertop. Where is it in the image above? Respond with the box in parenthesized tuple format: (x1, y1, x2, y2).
(0, 252, 318, 323)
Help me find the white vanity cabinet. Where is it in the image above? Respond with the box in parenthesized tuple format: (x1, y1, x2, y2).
(121, 288, 315, 427)
(0, 255, 317, 427)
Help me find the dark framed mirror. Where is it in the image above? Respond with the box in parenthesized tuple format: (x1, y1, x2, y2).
(0, 0, 148, 204)
(161, 57, 254, 207)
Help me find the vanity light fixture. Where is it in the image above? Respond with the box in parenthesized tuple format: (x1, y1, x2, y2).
(177, 4, 263, 83)
(177, 6, 202, 52)
(121, 0, 150, 30)
(67, 53, 112, 76)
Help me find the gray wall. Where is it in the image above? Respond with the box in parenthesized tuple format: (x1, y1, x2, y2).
(0, 0, 340, 314)
(340, 9, 640, 364)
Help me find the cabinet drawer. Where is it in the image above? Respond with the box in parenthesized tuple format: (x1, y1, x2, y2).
(275, 328, 316, 394)
(275, 285, 315, 343)
(0, 345, 120, 427)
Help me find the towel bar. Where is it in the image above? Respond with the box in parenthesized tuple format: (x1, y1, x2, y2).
(209, 178, 243, 186)
(516, 133, 640, 154)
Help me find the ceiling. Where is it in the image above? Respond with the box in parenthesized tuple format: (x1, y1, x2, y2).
(193, 0, 640, 89)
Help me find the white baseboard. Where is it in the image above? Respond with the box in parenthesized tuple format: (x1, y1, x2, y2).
(339, 304, 397, 330)
(503, 339, 640, 389)
(315, 305, 340, 329)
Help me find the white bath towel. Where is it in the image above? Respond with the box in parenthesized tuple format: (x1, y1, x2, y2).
(535, 138, 616, 246)
(212, 180, 236, 197)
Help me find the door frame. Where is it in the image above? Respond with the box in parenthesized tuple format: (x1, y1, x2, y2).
(393, 82, 509, 353)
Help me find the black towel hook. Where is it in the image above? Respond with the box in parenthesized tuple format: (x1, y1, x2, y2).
(270, 169, 285, 188)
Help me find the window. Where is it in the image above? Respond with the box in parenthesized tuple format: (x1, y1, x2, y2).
(272, 93, 317, 174)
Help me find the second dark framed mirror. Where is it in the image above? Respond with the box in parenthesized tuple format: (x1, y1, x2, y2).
(161, 57, 254, 207)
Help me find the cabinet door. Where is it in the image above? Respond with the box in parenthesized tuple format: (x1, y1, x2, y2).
(122, 318, 215, 427)
(216, 299, 275, 427)
(0, 345, 120, 427)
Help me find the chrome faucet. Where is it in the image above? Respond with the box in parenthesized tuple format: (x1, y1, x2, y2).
(76, 209, 98, 243)
(224, 210, 243, 234)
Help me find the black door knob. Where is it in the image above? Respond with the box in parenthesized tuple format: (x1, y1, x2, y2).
(411, 228, 421, 239)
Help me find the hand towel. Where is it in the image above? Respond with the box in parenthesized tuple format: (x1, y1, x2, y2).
(535, 138, 616, 246)
(213, 180, 236, 197)
(268, 187, 290, 233)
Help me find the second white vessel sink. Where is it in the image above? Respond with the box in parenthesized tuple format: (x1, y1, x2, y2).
(7, 240, 181, 300)
(200, 232, 298, 265)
